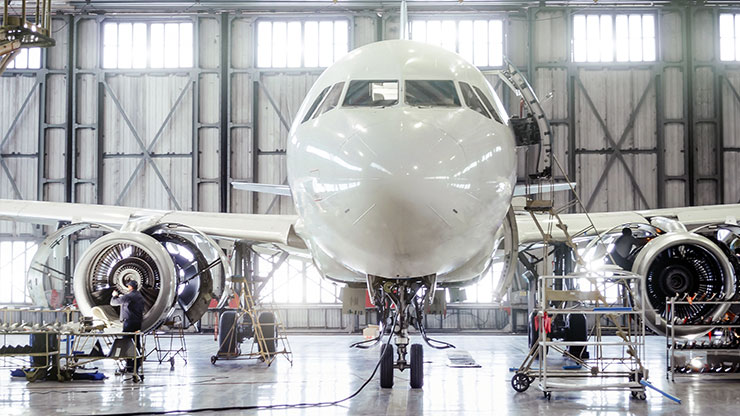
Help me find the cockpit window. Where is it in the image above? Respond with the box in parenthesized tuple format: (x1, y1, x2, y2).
(459, 82, 491, 119)
(405, 80, 461, 107)
(313, 82, 345, 119)
(302, 86, 331, 123)
(343, 80, 399, 107)
(474, 86, 503, 123)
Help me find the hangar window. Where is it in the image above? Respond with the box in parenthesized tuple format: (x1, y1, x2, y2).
(343, 80, 399, 107)
(256, 19, 349, 68)
(6, 47, 41, 70)
(0, 241, 36, 304)
(410, 18, 504, 67)
(572, 13, 656, 62)
(720, 14, 740, 61)
(102, 21, 193, 69)
(405, 80, 461, 107)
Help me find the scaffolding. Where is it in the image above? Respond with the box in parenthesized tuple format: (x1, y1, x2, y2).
(1, 0, 55, 73)
(512, 270, 647, 400)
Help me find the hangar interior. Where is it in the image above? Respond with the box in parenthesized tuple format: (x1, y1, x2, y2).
(1, 0, 740, 414)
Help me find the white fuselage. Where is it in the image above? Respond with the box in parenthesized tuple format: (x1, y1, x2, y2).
(286, 40, 517, 284)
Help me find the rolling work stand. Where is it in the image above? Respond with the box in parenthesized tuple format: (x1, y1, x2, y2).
(512, 269, 648, 400)
(149, 315, 187, 370)
(0, 330, 60, 381)
(666, 296, 740, 381)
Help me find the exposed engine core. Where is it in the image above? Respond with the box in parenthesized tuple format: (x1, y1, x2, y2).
(632, 231, 736, 338)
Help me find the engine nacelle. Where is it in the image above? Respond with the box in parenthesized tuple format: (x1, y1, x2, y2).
(30, 221, 229, 333)
(632, 231, 736, 338)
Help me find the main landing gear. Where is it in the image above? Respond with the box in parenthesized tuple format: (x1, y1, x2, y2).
(353, 276, 454, 389)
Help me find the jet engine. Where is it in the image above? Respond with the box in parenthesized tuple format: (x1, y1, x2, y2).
(30, 222, 229, 333)
(632, 231, 737, 338)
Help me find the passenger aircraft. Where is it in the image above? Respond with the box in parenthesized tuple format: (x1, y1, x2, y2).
(2, 39, 740, 389)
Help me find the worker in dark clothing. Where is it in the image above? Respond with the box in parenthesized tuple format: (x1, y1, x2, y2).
(611, 227, 636, 270)
(111, 280, 145, 373)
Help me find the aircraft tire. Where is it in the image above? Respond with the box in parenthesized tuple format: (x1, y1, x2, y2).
(380, 343, 394, 388)
(409, 343, 423, 389)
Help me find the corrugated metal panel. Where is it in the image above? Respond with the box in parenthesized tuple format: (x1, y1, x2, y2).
(48, 18, 69, 71)
(76, 18, 98, 70)
(0, 75, 39, 235)
(199, 17, 221, 69)
(353, 16, 376, 48)
(661, 11, 683, 63)
(508, 15, 528, 68)
(693, 10, 715, 62)
(75, 128, 97, 204)
(101, 75, 193, 210)
(44, 128, 66, 202)
(575, 68, 657, 210)
(723, 72, 740, 204)
(534, 10, 567, 64)
(231, 18, 253, 69)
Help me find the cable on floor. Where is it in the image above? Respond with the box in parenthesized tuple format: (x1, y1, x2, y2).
(103, 312, 399, 415)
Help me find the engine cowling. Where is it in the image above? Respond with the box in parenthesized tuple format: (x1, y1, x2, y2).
(632, 231, 736, 338)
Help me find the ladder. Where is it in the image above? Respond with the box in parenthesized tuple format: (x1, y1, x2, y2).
(498, 57, 553, 175)
(232, 275, 293, 366)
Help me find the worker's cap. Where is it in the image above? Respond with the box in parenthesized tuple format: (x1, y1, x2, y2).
(126, 280, 139, 290)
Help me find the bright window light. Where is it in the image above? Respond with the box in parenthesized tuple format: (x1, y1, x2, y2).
(102, 21, 194, 69)
(0, 241, 37, 304)
(6, 47, 41, 70)
(411, 18, 504, 67)
(256, 19, 350, 68)
(257, 257, 341, 305)
(573, 13, 656, 63)
(720, 13, 740, 61)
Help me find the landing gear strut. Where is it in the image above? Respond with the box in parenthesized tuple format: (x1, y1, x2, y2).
(361, 276, 454, 389)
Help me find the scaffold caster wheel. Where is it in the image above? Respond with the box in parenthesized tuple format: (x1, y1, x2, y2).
(632, 391, 646, 400)
(543, 391, 551, 401)
(511, 373, 531, 392)
(170, 357, 175, 370)
(132, 374, 141, 383)
(210, 355, 217, 365)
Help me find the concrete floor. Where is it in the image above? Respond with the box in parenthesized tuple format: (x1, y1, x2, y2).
(0, 333, 739, 415)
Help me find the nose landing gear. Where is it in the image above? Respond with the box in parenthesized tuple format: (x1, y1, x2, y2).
(363, 276, 454, 389)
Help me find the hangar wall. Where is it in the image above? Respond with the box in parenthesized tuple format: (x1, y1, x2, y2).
(0, 5, 738, 325)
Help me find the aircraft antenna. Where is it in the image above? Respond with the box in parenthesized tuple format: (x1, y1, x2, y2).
(400, 0, 409, 40)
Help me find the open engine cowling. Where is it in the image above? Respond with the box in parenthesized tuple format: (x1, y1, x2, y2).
(632, 231, 736, 338)
(63, 223, 228, 333)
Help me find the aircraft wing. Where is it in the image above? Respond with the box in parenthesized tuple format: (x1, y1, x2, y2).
(0, 199, 304, 248)
(231, 181, 575, 198)
(516, 203, 740, 245)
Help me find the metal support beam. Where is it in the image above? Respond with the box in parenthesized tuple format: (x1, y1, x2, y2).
(220, 12, 230, 213)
